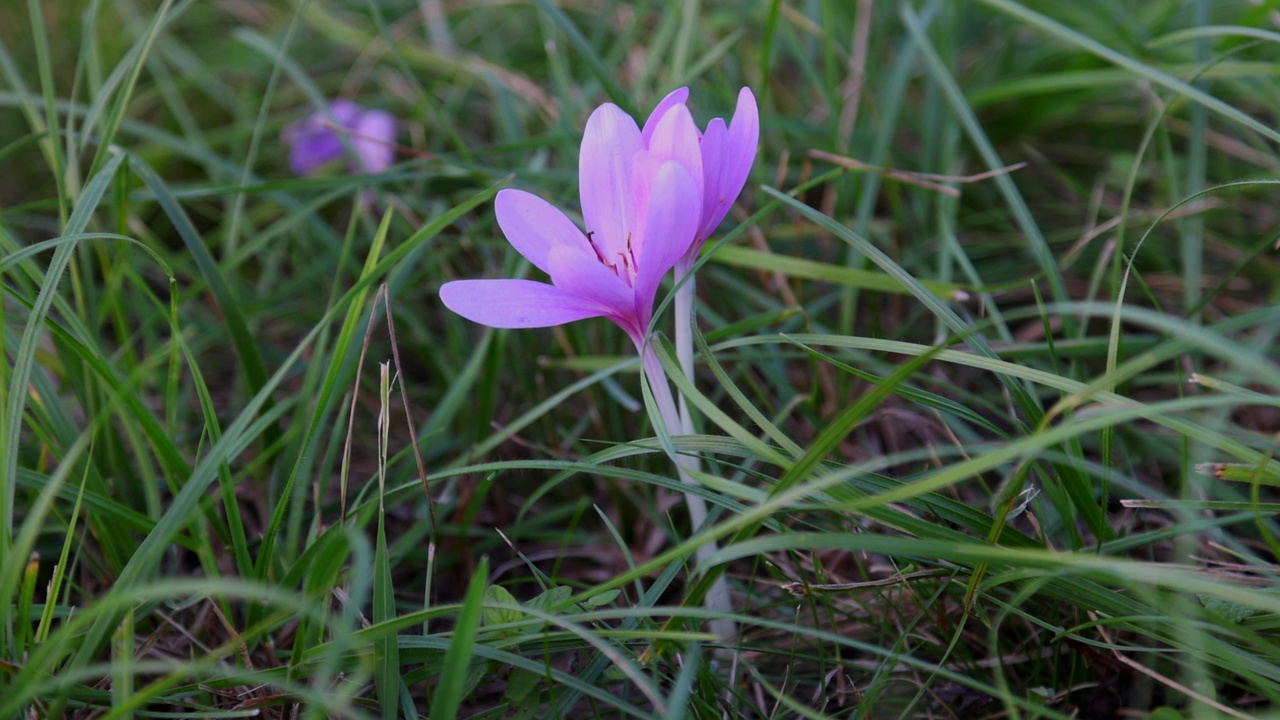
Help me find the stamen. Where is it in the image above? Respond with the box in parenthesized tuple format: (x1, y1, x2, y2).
(585, 230, 612, 268)
(626, 233, 638, 273)
(613, 232, 637, 287)
(585, 229, 638, 284)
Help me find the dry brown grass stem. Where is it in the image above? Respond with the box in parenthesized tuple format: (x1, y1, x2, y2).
(809, 149, 1028, 198)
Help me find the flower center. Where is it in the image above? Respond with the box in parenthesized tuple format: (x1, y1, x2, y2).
(586, 231, 639, 288)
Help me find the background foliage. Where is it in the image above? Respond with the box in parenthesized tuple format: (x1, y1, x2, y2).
(3, 0, 1280, 717)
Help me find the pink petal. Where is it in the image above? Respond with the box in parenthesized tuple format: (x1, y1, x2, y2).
(495, 189, 591, 277)
(640, 87, 690, 148)
(644, 104, 703, 201)
(352, 109, 396, 173)
(702, 87, 759, 237)
(440, 279, 609, 328)
(283, 102, 362, 175)
(329, 101, 363, 126)
(627, 151, 664, 254)
(632, 162, 701, 326)
(697, 117, 728, 241)
(284, 124, 344, 175)
(579, 104, 642, 262)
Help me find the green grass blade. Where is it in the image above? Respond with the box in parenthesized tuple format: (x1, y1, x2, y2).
(374, 362, 400, 720)
(179, 338, 254, 580)
(253, 208, 390, 582)
(84, 0, 180, 179)
(713, 244, 969, 300)
(694, 326, 805, 457)
(429, 557, 488, 720)
(531, 0, 632, 113)
(977, 0, 1280, 146)
(900, 5, 1067, 308)
(126, 154, 279, 449)
(2, 150, 124, 558)
(35, 463, 91, 644)
(25, 0, 68, 221)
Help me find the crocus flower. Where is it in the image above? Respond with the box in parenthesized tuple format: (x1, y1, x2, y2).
(440, 101, 705, 348)
(441, 94, 749, 638)
(282, 100, 397, 176)
(643, 87, 759, 261)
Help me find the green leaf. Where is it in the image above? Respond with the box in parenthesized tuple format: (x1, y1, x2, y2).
(1198, 594, 1257, 624)
(583, 589, 620, 608)
(483, 585, 525, 627)
(525, 585, 571, 613)
(503, 667, 542, 705)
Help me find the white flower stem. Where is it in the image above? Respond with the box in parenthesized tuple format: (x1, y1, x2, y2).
(673, 261, 697, 436)
(640, 339, 737, 643)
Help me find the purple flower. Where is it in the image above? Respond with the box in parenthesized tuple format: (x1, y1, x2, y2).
(440, 101, 706, 347)
(643, 87, 759, 257)
(282, 100, 397, 176)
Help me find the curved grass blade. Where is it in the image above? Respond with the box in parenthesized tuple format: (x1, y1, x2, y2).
(531, 0, 632, 113)
(59, 181, 499, 685)
(2, 150, 125, 569)
(127, 153, 279, 449)
(976, 0, 1280, 146)
(763, 183, 1111, 539)
(84, 0, 181, 179)
(900, 4, 1067, 308)
(25, 0, 68, 221)
(694, 326, 805, 457)
(252, 208, 390, 586)
(780, 335, 1008, 439)
(713, 244, 968, 300)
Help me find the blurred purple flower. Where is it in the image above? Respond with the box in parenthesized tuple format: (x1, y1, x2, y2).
(440, 100, 704, 347)
(644, 87, 759, 260)
(282, 100, 397, 176)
